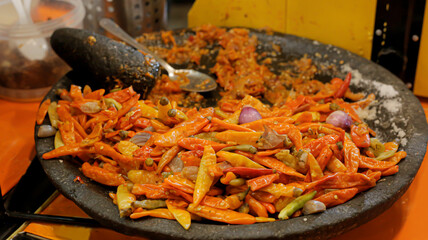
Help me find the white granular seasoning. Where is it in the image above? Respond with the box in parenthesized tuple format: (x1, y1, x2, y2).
(354, 105, 377, 121)
(371, 82, 398, 98)
(382, 99, 402, 114)
(340, 64, 407, 145)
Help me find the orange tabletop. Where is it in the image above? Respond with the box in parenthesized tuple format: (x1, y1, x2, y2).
(2, 97, 428, 240)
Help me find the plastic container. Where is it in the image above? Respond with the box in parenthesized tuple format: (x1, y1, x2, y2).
(0, 0, 85, 101)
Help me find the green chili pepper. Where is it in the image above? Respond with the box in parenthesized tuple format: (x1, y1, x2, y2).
(132, 200, 167, 209)
(54, 131, 64, 149)
(278, 191, 317, 220)
(109, 88, 122, 93)
(375, 150, 396, 161)
(221, 144, 258, 154)
(369, 138, 385, 157)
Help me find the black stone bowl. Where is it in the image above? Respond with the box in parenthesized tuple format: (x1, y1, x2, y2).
(35, 29, 428, 239)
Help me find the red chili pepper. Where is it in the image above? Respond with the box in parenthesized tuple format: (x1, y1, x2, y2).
(334, 72, 352, 99)
(223, 167, 275, 178)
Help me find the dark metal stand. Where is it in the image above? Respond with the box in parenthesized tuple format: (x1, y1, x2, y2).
(0, 159, 101, 240)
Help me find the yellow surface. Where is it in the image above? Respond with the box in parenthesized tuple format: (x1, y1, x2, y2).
(188, 0, 376, 59)
(188, 0, 287, 32)
(286, 0, 376, 59)
(414, 3, 428, 97)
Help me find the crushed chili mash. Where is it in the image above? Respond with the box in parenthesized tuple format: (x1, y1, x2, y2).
(39, 25, 406, 230)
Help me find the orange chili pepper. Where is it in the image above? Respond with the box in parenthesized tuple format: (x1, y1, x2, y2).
(314, 188, 359, 207)
(81, 162, 125, 186)
(211, 117, 255, 132)
(56, 105, 88, 138)
(69, 85, 84, 101)
(131, 184, 169, 199)
(251, 192, 277, 203)
(316, 145, 333, 170)
(84, 89, 105, 100)
(350, 124, 370, 148)
(252, 155, 304, 179)
(245, 194, 268, 218)
(208, 164, 224, 178)
(180, 150, 202, 166)
(93, 142, 138, 170)
(307, 152, 324, 181)
(255, 149, 282, 157)
(154, 114, 209, 147)
(177, 138, 229, 151)
(260, 201, 276, 214)
(359, 152, 406, 171)
(223, 167, 275, 178)
(193, 145, 216, 206)
(306, 172, 375, 190)
(36, 99, 51, 125)
(247, 173, 279, 191)
(166, 199, 191, 230)
(156, 145, 181, 174)
(104, 86, 136, 103)
(116, 94, 140, 119)
(187, 204, 256, 225)
(166, 187, 193, 202)
(58, 121, 75, 145)
(201, 195, 230, 209)
(42, 143, 93, 159)
(224, 194, 243, 210)
(164, 175, 195, 194)
(344, 137, 360, 173)
(303, 134, 340, 157)
(240, 117, 294, 132)
(220, 172, 237, 185)
(381, 165, 399, 176)
(130, 208, 175, 220)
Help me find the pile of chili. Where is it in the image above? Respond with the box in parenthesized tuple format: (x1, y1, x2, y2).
(38, 25, 406, 230)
